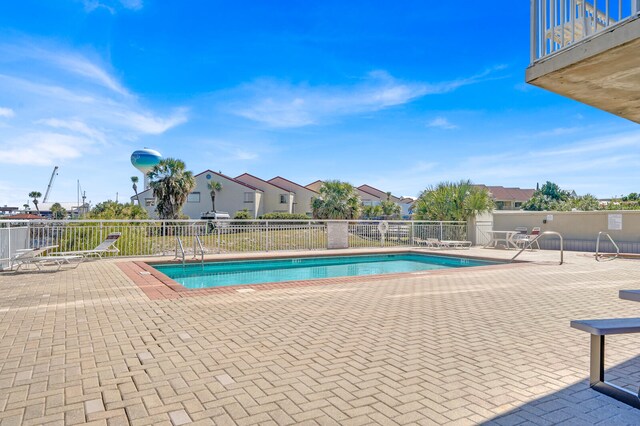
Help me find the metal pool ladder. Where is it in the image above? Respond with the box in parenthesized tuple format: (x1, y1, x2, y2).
(175, 237, 186, 265)
(595, 232, 620, 262)
(511, 231, 564, 265)
(193, 235, 205, 264)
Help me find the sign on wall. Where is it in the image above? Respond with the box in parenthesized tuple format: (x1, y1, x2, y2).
(608, 214, 622, 230)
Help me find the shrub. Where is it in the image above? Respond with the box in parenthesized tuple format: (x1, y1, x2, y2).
(258, 212, 309, 220)
(233, 209, 252, 220)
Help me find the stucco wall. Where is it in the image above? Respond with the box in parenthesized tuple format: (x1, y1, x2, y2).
(235, 175, 293, 214)
(138, 172, 262, 219)
(493, 211, 640, 253)
(269, 177, 316, 216)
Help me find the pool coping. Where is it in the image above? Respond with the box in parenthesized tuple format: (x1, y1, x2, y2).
(116, 249, 531, 300)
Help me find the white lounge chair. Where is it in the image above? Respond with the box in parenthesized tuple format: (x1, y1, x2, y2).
(54, 232, 122, 258)
(8, 246, 82, 271)
(439, 240, 472, 249)
(15, 255, 82, 271)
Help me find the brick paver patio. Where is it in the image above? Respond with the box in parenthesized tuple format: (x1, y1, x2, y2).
(1, 248, 639, 425)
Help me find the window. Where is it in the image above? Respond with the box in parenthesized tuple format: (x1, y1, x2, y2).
(280, 194, 288, 204)
(187, 192, 200, 203)
(244, 192, 254, 203)
(145, 198, 156, 207)
(362, 200, 373, 206)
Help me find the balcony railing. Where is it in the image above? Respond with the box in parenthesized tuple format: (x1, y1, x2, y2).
(531, 0, 640, 62)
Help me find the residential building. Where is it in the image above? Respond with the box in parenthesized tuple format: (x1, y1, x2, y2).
(235, 173, 294, 214)
(476, 185, 535, 210)
(135, 170, 264, 219)
(268, 176, 317, 216)
(306, 181, 398, 208)
(527, 0, 640, 123)
(398, 197, 415, 217)
(357, 185, 401, 204)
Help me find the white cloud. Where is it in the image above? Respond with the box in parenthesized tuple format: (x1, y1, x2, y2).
(36, 118, 105, 142)
(426, 117, 458, 130)
(83, 0, 143, 13)
(0, 133, 93, 166)
(0, 38, 188, 162)
(0, 107, 14, 118)
(229, 67, 507, 128)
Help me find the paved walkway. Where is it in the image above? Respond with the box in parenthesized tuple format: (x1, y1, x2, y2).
(1, 248, 640, 425)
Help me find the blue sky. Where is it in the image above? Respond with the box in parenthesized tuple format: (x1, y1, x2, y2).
(1, 0, 638, 208)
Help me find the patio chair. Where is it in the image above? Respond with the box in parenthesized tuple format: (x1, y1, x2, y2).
(14, 254, 83, 271)
(7, 246, 53, 271)
(414, 238, 445, 248)
(439, 240, 472, 249)
(514, 227, 541, 250)
(53, 232, 122, 259)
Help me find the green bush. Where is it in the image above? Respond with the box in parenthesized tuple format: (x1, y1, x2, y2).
(258, 212, 309, 220)
(233, 209, 252, 220)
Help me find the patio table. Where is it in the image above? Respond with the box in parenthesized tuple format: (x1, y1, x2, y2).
(484, 231, 519, 249)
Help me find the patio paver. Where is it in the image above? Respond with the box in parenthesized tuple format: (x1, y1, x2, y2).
(0, 248, 639, 424)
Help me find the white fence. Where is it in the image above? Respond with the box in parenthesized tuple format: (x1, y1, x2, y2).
(531, 0, 640, 62)
(0, 225, 30, 270)
(0, 219, 469, 261)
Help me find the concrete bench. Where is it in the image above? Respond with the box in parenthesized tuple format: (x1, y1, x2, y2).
(570, 318, 640, 409)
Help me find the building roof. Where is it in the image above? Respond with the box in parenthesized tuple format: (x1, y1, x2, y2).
(476, 185, 535, 202)
(195, 170, 262, 191)
(1, 213, 44, 220)
(305, 180, 323, 189)
(136, 169, 263, 198)
(357, 186, 383, 199)
(357, 184, 400, 202)
(269, 176, 319, 194)
(235, 173, 294, 193)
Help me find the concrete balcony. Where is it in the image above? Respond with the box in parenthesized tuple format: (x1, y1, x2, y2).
(526, 1, 640, 123)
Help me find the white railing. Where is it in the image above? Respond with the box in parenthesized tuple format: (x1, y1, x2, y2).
(0, 219, 469, 261)
(531, 0, 640, 62)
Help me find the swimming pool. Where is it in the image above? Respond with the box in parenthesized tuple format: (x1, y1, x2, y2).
(153, 253, 500, 289)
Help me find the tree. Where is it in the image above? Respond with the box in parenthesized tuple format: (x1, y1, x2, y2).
(23, 203, 30, 212)
(522, 181, 595, 211)
(147, 158, 196, 219)
(362, 204, 383, 219)
(28, 191, 42, 215)
(131, 176, 141, 206)
(207, 181, 223, 212)
(311, 180, 361, 219)
(87, 201, 149, 219)
(413, 180, 494, 221)
(380, 192, 401, 218)
(50, 202, 67, 219)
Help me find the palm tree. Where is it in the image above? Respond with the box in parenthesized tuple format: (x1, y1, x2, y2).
(131, 176, 142, 206)
(413, 180, 493, 221)
(147, 158, 196, 219)
(28, 191, 42, 215)
(380, 192, 401, 218)
(207, 181, 223, 212)
(311, 180, 361, 219)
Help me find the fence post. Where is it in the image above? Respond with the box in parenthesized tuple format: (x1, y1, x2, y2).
(531, 0, 537, 62)
(308, 221, 312, 250)
(439, 222, 443, 241)
(217, 223, 221, 254)
(7, 221, 10, 265)
(265, 221, 269, 252)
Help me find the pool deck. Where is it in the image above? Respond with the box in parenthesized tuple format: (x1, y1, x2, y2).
(1, 247, 640, 424)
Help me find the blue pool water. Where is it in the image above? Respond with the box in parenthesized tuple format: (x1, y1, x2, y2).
(153, 253, 500, 289)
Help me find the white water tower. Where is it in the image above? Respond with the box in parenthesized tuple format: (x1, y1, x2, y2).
(130, 148, 162, 190)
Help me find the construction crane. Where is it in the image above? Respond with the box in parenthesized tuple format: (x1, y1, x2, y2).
(43, 166, 59, 203)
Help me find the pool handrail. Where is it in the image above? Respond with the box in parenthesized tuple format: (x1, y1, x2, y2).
(511, 231, 564, 265)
